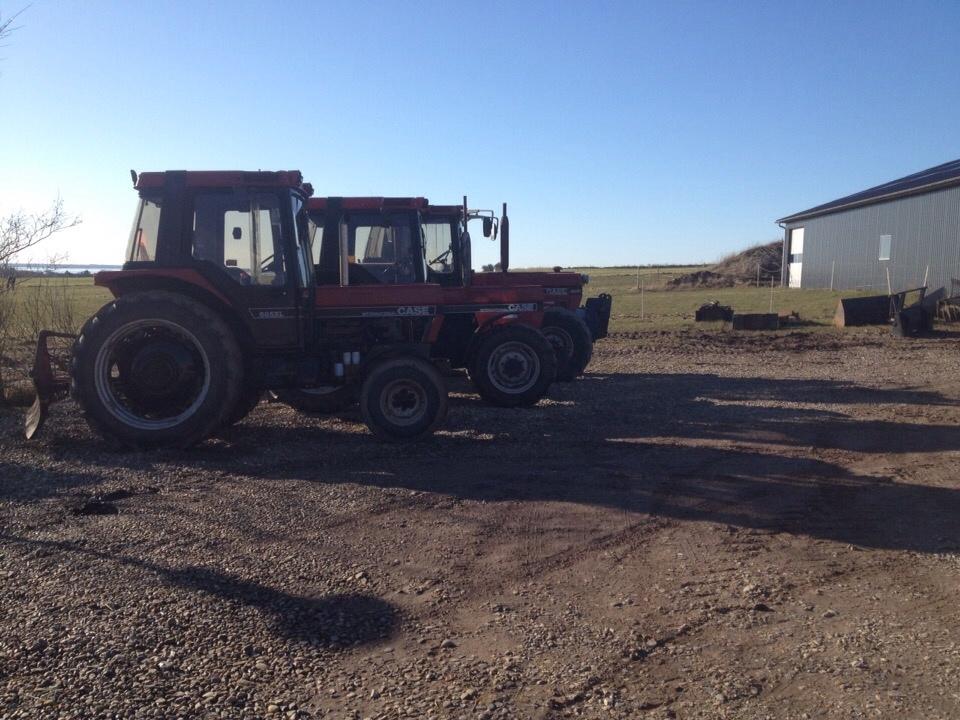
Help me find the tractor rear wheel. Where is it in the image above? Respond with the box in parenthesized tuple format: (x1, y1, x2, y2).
(469, 325, 557, 407)
(360, 357, 447, 441)
(541, 308, 593, 382)
(71, 291, 242, 449)
(223, 383, 263, 427)
(272, 385, 356, 414)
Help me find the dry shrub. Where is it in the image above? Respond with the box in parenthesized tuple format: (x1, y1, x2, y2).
(0, 290, 15, 401)
(14, 278, 79, 340)
(0, 278, 79, 406)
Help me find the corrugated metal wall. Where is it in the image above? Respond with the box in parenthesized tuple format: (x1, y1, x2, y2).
(780, 185, 960, 294)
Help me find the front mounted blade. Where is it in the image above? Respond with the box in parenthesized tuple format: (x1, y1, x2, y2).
(24, 330, 77, 440)
(24, 393, 49, 440)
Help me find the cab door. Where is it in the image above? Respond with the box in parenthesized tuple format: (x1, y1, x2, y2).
(191, 189, 301, 348)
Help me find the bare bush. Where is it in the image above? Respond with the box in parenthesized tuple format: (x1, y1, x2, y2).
(0, 198, 81, 268)
(14, 277, 79, 341)
(0, 289, 16, 401)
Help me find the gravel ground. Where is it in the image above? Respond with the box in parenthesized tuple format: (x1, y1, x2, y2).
(2, 327, 959, 719)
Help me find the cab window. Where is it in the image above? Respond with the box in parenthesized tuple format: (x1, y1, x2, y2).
(126, 194, 162, 262)
(346, 213, 419, 284)
(423, 220, 455, 274)
(192, 192, 287, 286)
(308, 214, 324, 265)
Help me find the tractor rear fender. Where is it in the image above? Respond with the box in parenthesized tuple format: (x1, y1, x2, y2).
(98, 273, 256, 353)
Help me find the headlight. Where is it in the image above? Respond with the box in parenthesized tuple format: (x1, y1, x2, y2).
(580, 273, 590, 285)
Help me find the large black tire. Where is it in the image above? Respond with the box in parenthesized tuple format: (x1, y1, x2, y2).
(468, 324, 557, 407)
(272, 385, 357, 414)
(71, 291, 242, 449)
(223, 384, 263, 427)
(541, 308, 593, 382)
(360, 357, 447, 441)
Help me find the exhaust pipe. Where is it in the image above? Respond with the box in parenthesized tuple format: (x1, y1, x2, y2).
(500, 202, 509, 272)
(460, 196, 472, 287)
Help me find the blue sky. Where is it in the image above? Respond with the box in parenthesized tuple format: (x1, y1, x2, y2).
(1, 0, 958, 268)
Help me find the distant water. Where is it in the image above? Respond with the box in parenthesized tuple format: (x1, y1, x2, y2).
(11, 264, 122, 274)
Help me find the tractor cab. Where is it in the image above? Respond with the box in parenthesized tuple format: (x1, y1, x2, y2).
(306, 197, 429, 287)
(105, 170, 315, 349)
(420, 200, 502, 287)
(305, 197, 505, 290)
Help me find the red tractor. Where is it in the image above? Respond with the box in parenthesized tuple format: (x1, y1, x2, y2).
(418, 201, 611, 379)
(272, 196, 561, 414)
(28, 171, 558, 448)
(273, 197, 610, 415)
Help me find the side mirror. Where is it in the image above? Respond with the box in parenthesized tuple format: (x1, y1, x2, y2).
(482, 217, 493, 238)
(232, 227, 243, 240)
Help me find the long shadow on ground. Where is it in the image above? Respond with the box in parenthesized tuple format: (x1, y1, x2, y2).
(0, 533, 397, 649)
(6, 372, 960, 555)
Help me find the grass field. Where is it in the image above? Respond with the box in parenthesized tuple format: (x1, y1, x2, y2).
(566, 266, 867, 331)
(1, 271, 865, 341)
(5, 276, 113, 323)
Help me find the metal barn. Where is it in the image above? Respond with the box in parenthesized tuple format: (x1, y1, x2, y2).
(777, 159, 960, 295)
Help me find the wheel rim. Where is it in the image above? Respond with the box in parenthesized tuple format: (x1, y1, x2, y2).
(541, 325, 574, 363)
(93, 319, 210, 431)
(486, 340, 540, 394)
(379, 378, 428, 427)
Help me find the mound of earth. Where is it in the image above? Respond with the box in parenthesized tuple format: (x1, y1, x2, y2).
(669, 240, 783, 289)
(669, 269, 736, 288)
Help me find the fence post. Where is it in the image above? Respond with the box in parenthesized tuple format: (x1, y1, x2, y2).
(830, 261, 835, 291)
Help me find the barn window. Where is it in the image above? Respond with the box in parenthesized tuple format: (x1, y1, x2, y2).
(879, 234, 892, 261)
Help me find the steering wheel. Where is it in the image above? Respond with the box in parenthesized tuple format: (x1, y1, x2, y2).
(428, 248, 452, 267)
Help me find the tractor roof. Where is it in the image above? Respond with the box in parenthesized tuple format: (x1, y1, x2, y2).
(307, 197, 428, 212)
(135, 170, 306, 191)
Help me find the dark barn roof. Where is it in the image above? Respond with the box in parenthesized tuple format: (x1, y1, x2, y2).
(778, 158, 960, 224)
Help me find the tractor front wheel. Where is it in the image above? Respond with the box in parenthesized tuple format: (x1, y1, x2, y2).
(541, 308, 593, 382)
(71, 291, 242, 449)
(360, 357, 447, 441)
(469, 325, 557, 407)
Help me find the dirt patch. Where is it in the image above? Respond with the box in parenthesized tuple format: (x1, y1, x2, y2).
(670, 240, 783, 289)
(1, 328, 959, 719)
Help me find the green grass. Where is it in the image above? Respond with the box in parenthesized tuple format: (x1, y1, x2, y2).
(568, 267, 869, 332)
(9, 276, 113, 323)
(3, 272, 867, 340)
